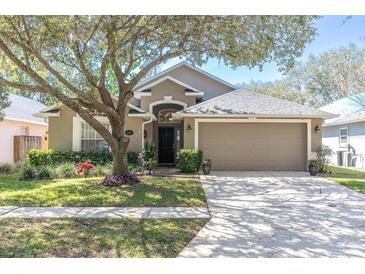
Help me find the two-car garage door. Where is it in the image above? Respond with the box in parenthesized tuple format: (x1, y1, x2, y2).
(198, 122, 307, 171)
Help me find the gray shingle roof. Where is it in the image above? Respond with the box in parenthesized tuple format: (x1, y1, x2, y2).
(3, 93, 47, 125)
(177, 89, 336, 118)
(320, 92, 365, 125)
(324, 111, 365, 126)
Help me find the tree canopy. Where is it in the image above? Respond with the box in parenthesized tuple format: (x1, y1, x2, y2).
(242, 44, 365, 107)
(0, 15, 318, 175)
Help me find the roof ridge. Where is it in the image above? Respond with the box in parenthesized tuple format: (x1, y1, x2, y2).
(176, 87, 337, 119)
(182, 88, 241, 111)
(239, 89, 333, 115)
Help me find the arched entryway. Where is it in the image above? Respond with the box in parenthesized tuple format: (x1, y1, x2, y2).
(151, 103, 184, 165)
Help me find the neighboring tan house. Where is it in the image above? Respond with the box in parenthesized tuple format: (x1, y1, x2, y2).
(320, 93, 365, 168)
(0, 94, 48, 163)
(35, 62, 335, 171)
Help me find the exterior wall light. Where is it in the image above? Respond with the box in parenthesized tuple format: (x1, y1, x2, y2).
(186, 124, 192, 133)
(314, 125, 321, 133)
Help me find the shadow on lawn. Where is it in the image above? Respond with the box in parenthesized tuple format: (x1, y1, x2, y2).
(0, 175, 206, 207)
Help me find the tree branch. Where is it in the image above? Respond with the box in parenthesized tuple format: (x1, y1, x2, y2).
(0, 77, 44, 92)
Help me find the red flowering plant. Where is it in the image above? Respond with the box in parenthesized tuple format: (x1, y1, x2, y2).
(76, 160, 94, 177)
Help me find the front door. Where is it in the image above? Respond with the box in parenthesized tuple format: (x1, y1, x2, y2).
(158, 127, 175, 164)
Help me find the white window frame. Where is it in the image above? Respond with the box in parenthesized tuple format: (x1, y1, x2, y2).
(80, 121, 110, 151)
(72, 115, 110, 151)
(339, 127, 348, 147)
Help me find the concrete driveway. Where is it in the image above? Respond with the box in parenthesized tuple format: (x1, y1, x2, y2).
(179, 171, 365, 257)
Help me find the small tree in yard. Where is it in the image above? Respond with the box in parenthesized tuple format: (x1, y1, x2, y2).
(316, 145, 334, 173)
(0, 16, 318, 182)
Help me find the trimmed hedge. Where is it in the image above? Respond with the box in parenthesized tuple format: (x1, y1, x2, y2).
(177, 149, 203, 173)
(27, 149, 139, 166)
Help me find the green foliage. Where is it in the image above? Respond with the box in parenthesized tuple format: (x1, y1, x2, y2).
(142, 141, 156, 162)
(27, 149, 113, 166)
(28, 149, 139, 167)
(241, 44, 365, 107)
(0, 163, 14, 174)
(127, 151, 139, 165)
(95, 165, 105, 177)
(55, 163, 76, 179)
(19, 164, 36, 181)
(177, 149, 203, 173)
(37, 166, 52, 180)
(0, 90, 9, 121)
(128, 163, 143, 173)
(304, 43, 365, 106)
(316, 145, 334, 173)
(27, 149, 53, 166)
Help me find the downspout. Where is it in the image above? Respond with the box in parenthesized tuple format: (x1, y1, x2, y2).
(141, 115, 154, 154)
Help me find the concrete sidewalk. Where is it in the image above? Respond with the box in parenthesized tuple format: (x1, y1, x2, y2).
(0, 206, 210, 218)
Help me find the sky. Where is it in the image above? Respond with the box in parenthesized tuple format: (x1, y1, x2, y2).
(160, 16, 365, 86)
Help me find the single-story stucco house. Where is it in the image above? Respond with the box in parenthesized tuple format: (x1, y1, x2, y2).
(34, 62, 336, 171)
(0, 93, 48, 163)
(320, 93, 365, 168)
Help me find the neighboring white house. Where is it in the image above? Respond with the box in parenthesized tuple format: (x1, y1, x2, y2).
(320, 93, 365, 168)
(0, 94, 48, 163)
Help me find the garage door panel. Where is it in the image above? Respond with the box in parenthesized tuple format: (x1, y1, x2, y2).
(198, 123, 307, 171)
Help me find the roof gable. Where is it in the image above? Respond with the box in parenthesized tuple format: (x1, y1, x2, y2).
(320, 92, 365, 125)
(134, 62, 237, 90)
(135, 75, 201, 92)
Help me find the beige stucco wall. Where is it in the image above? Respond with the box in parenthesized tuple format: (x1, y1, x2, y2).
(311, 118, 323, 152)
(140, 79, 196, 111)
(183, 117, 195, 149)
(168, 66, 235, 100)
(183, 117, 324, 155)
(48, 105, 74, 151)
(48, 105, 144, 153)
(0, 119, 48, 163)
(137, 65, 235, 101)
(124, 116, 144, 153)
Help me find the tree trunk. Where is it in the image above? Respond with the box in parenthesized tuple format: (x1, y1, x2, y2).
(111, 137, 129, 175)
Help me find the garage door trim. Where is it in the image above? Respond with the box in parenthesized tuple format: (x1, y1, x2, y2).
(194, 118, 313, 161)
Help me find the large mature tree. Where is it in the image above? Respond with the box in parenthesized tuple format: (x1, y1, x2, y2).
(241, 76, 308, 105)
(0, 16, 318, 175)
(304, 43, 365, 106)
(242, 44, 365, 107)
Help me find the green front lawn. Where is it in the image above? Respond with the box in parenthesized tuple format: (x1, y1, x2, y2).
(0, 218, 208, 258)
(0, 175, 206, 207)
(326, 165, 365, 194)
